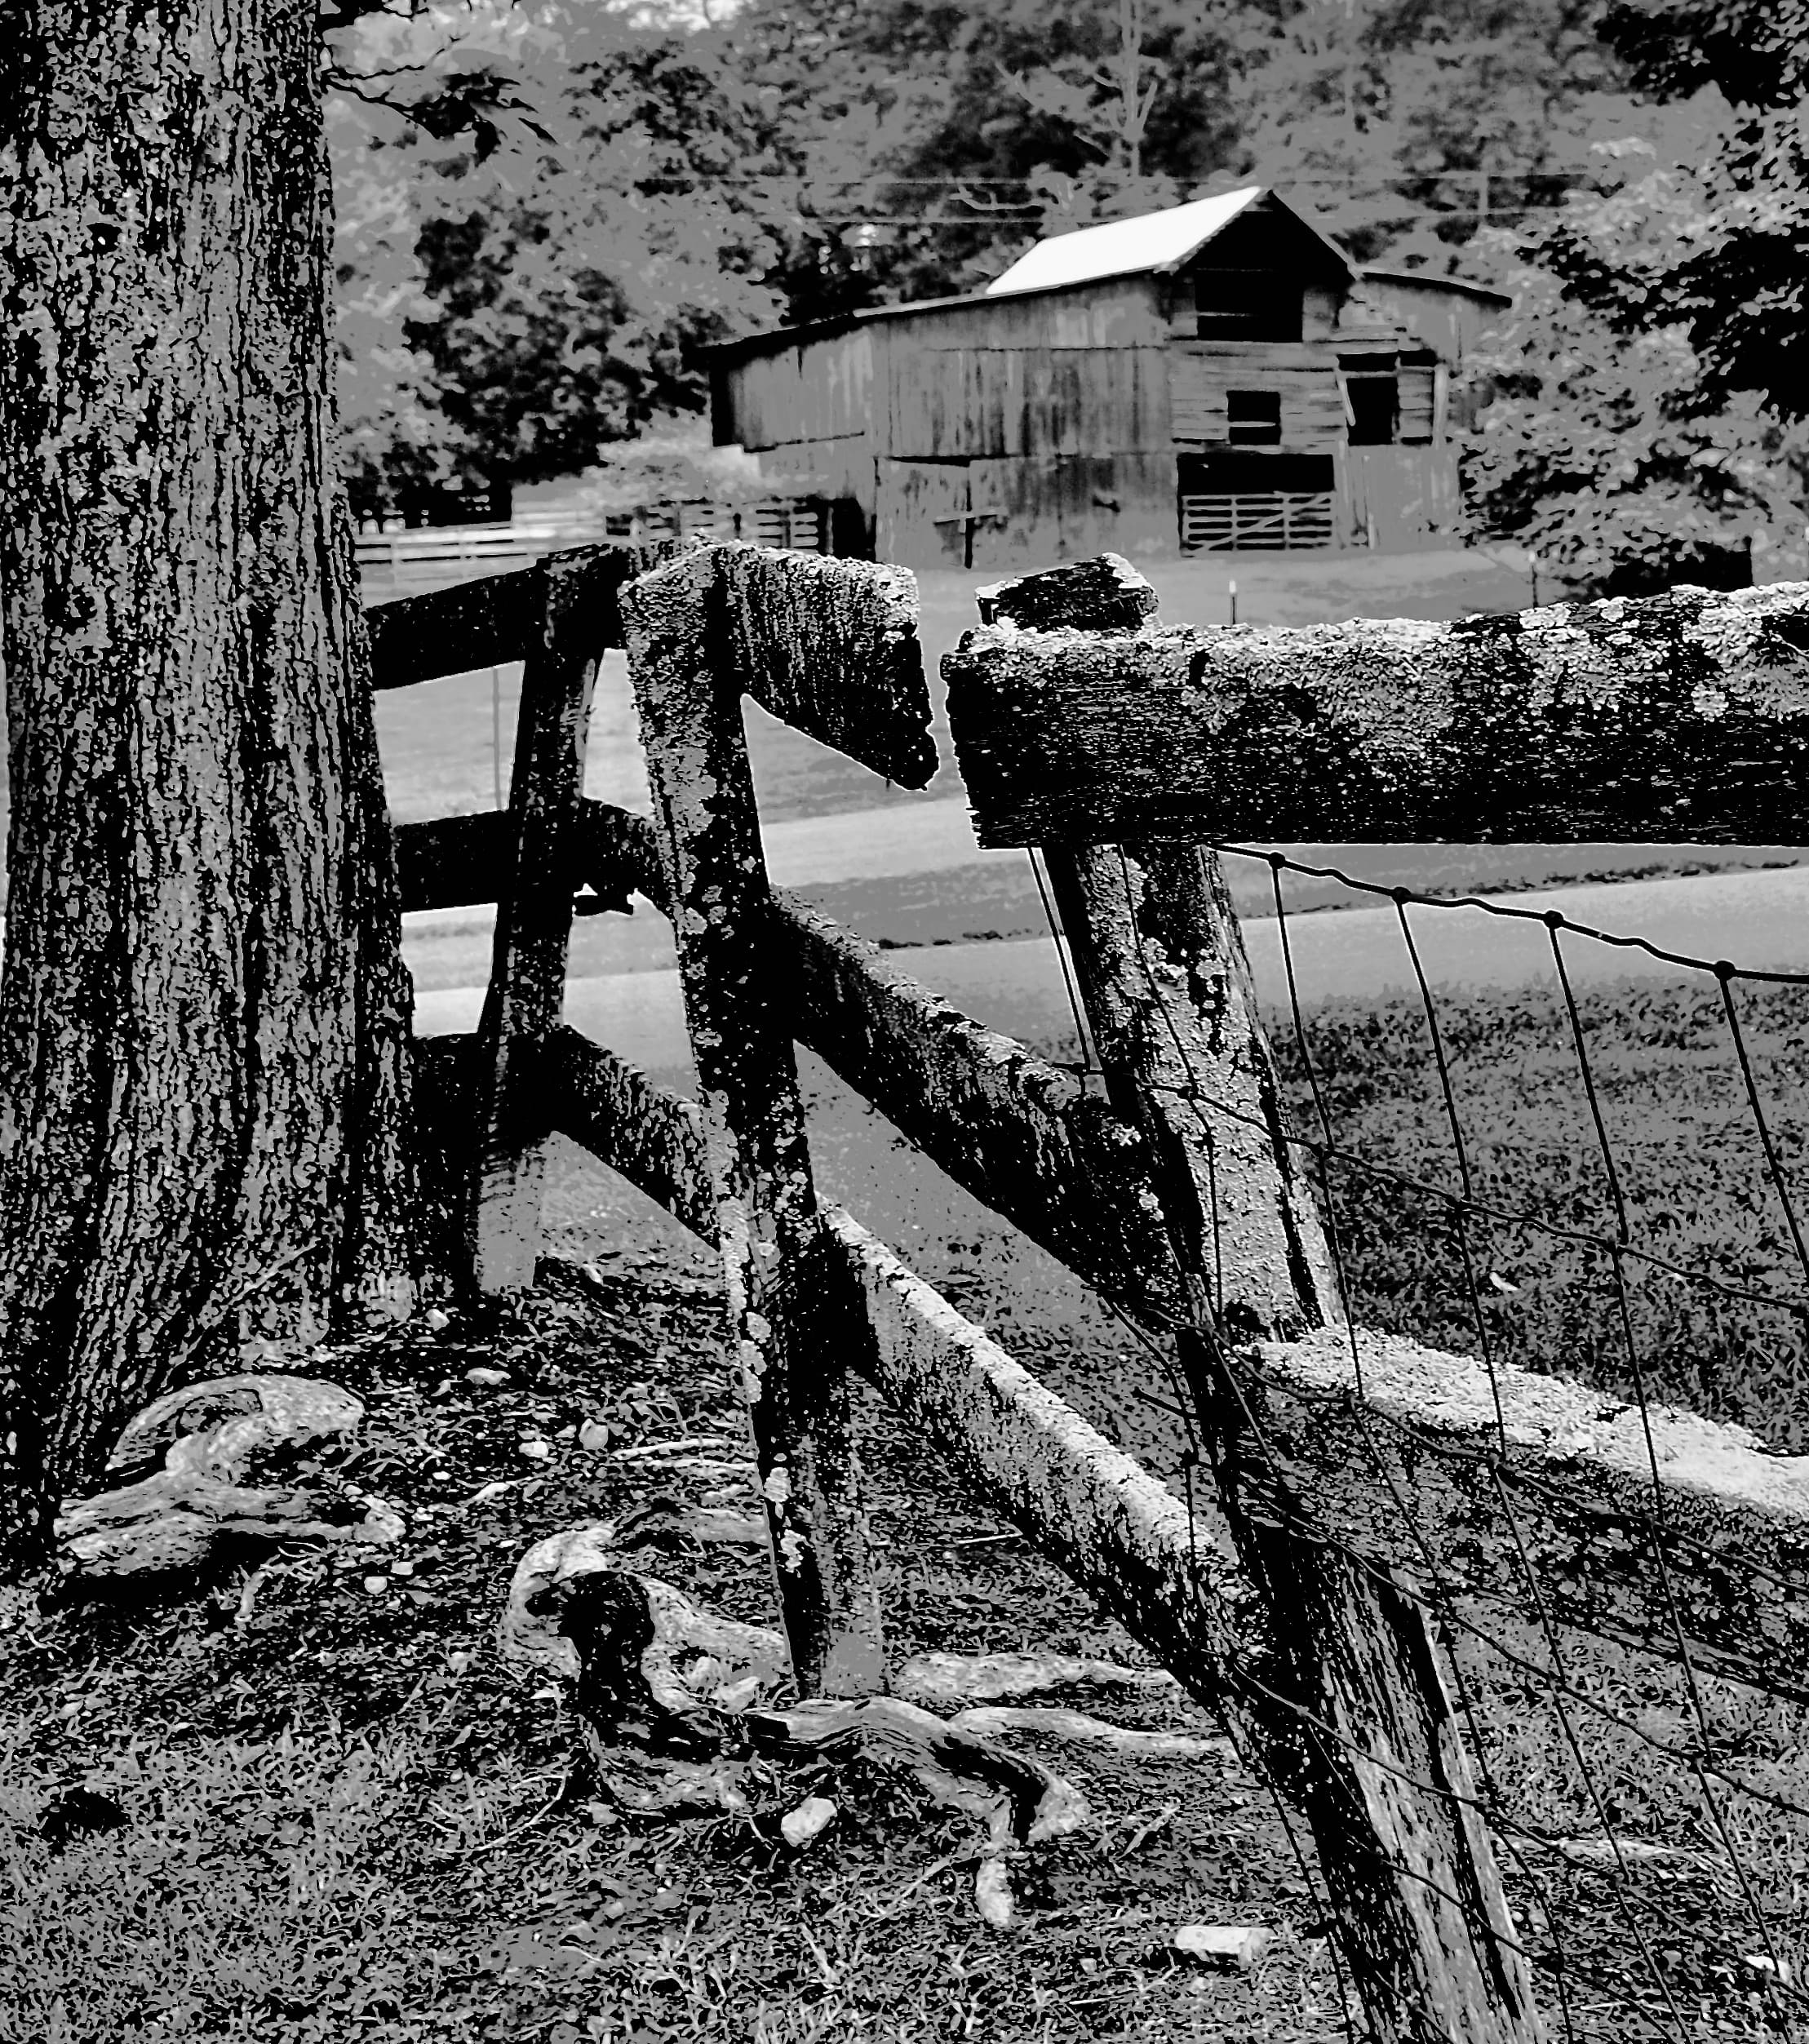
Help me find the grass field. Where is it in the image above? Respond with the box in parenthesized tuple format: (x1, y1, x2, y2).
(5, 967, 1807, 2040)
(4, 1253, 1802, 2044)
(1263, 976, 1809, 1453)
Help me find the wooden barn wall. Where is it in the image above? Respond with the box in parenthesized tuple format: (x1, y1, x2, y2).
(970, 452, 1177, 569)
(1397, 363, 1437, 442)
(1355, 278, 1509, 369)
(877, 277, 1168, 355)
(881, 346, 1171, 461)
(1169, 345, 1344, 449)
(725, 328, 874, 451)
(1336, 444, 1462, 551)
(756, 438, 876, 517)
(873, 450, 1178, 570)
(873, 459, 970, 568)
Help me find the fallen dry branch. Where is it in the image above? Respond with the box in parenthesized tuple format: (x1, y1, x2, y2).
(889, 1648, 1180, 1709)
(945, 1705, 1231, 1759)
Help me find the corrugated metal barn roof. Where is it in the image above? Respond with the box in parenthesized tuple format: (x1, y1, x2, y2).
(983, 186, 1352, 296)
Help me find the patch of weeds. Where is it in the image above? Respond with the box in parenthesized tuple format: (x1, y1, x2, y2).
(0, 1720, 459, 2042)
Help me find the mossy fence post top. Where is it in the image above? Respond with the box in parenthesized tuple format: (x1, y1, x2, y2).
(944, 572, 1809, 846)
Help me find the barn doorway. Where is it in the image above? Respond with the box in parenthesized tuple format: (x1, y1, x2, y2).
(1177, 452, 1335, 552)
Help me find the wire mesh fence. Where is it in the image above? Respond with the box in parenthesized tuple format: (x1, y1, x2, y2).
(1030, 842, 1809, 2042)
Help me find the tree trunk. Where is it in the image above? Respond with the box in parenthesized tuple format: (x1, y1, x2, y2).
(0, 0, 416, 1567)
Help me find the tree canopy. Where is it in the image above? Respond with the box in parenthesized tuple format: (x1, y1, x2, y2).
(1537, 0, 1809, 420)
(328, 0, 1648, 505)
(1457, 148, 1806, 594)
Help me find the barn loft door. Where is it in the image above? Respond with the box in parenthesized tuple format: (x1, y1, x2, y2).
(876, 458, 972, 569)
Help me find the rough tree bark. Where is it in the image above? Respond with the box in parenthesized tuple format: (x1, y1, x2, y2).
(0, 1, 415, 1566)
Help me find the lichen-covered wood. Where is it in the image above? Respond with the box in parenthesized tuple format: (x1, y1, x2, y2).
(945, 578, 1809, 846)
(986, 558, 1540, 2044)
(365, 540, 656, 692)
(366, 568, 539, 689)
(774, 889, 1183, 1324)
(540, 1026, 714, 1243)
(1244, 1324, 1809, 1705)
(622, 545, 885, 1700)
(534, 978, 1806, 1709)
(467, 552, 659, 1293)
(465, 791, 1186, 1328)
(1042, 840, 1341, 1341)
(1206, 1346, 1541, 2043)
(395, 799, 654, 917)
(715, 545, 937, 789)
(975, 553, 1159, 634)
(817, 1204, 1263, 1683)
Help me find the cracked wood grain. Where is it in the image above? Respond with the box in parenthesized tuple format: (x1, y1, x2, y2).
(531, 1023, 1809, 1709)
(463, 550, 658, 1293)
(946, 578, 1809, 847)
(987, 557, 1541, 2044)
(620, 545, 886, 1700)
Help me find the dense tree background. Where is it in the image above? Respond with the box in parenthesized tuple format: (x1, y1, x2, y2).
(1457, 131, 1807, 594)
(330, 0, 1809, 591)
(330, 0, 1654, 506)
(1458, 2, 1809, 587)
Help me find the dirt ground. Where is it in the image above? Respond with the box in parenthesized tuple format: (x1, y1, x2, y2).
(1, 1258, 1357, 2044)
(7, 1247, 1800, 2042)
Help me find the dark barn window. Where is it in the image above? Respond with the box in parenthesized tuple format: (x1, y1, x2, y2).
(1342, 368, 1399, 446)
(1191, 269, 1304, 342)
(1226, 390, 1283, 445)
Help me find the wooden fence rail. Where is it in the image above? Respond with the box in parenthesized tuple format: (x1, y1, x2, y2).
(369, 542, 1809, 2044)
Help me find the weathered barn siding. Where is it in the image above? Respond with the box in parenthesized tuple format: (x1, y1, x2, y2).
(759, 438, 876, 519)
(708, 195, 1504, 567)
(874, 450, 1178, 570)
(883, 346, 1171, 460)
(969, 452, 1177, 568)
(874, 459, 969, 567)
(1356, 273, 1510, 370)
(729, 327, 874, 451)
(883, 276, 1169, 353)
(1171, 346, 1344, 450)
(1397, 363, 1439, 442)
(1336, 444, 1462, 551)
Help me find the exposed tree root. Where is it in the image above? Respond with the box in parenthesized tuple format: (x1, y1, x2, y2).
(54, 1374, 402, 1580)
(501, 1532, 1230, 1927)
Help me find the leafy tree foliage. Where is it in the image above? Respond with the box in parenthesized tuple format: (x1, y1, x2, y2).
(326, 0, 1662, 499)
(328, 2, 797, 510)
(1541, 0, 1809, 419)
(1457, 149, 1807, 595)
(1233, 0, 1643, 259)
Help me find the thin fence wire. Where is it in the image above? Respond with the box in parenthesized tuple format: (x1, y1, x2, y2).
(1030, 843, 1809, 2044)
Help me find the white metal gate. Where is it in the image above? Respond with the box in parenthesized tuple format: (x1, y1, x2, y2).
(1178, 491, 1335, 552)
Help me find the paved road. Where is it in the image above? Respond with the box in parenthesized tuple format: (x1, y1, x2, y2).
(411, 860, 1809, 1077)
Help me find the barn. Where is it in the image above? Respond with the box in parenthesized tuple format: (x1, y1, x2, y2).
(704, 187, 1510, 570)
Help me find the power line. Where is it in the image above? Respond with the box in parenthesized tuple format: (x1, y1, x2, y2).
(606, 170, 1606, 191)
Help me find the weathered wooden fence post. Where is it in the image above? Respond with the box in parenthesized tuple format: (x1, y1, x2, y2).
(619, 543, 932, 1699)
(464, 552, 603, 1294)
(464, 546, 662, 1293)
(957, 556, 1543, 2044)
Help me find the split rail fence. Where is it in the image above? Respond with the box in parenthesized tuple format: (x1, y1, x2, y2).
(369, 542, 1809, 2043)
